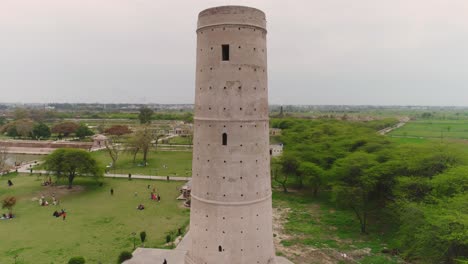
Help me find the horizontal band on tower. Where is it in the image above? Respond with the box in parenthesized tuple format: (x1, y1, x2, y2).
(197, 23, 267, 33)
(194, 117, 269, 122)
(191, 192, 272, 206)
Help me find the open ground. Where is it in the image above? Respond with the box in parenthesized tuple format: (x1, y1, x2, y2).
(0, 173, 189, 264)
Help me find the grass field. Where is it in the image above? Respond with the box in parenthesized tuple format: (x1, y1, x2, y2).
(273, 191, 400, 264)
(91, 150, 192, 177)
(0, 173, 189, 264)
(389, 120, 468, 139)
(167, 136, 192, 145)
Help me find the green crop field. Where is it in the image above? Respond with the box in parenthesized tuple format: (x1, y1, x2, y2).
(91, 150, 193, 177)
(0, 173, 189, 264)
(388, 120, 468, 139)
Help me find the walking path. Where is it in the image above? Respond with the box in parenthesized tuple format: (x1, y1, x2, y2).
(378, 121, 407, 135)
(13, 162, 191, 181)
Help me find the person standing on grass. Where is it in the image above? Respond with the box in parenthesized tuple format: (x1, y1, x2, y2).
(110, 188, 114, 195)
(61, 209, 66, 220)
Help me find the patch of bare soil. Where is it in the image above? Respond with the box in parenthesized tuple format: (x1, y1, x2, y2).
(31, 185, 85, 201)
(273, 206, 372, 264)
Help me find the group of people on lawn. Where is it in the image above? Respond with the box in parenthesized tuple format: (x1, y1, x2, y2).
(39, 194, 59, 206)
(134, 185, 162, 210)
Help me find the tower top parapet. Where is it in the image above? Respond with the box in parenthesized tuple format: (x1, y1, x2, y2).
(197, 5, 266, 31)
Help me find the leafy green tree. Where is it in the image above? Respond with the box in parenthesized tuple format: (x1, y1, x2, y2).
(32, 123, 51, 139)
(280, 154, 301, 187)
(298, 162, 325, 197)
(138, 107, 153, 124)
(75, 124, 94, 139)
(0, 117, 5, 126)
(128, 127, 154, 166)
(43, 149, 102, 188)
(330, 152, 380, 233)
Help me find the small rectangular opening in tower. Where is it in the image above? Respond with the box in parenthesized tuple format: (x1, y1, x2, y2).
(222, 45, 230, 61)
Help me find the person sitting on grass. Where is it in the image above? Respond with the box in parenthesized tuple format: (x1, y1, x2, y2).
(7, 179, 13, 187)
(137, 204, 145, 210)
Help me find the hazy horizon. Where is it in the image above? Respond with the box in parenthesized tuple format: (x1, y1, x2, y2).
(1, 0, 468, 106)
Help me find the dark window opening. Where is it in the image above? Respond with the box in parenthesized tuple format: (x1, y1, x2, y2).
(222, 45, 230, 61)
(219, 245, 223, 252)
(222, 133, 227, 146)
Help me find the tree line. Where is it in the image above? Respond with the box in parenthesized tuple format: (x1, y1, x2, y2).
(272, 118, 467, 263)
(0, 120, 94, 140)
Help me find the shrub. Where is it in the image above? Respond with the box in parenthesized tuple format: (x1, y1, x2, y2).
(140, 231, 147, 245)
(68, 256, 85, 264)
(165, 234, 171, 243)
(117, 251, 132, 263)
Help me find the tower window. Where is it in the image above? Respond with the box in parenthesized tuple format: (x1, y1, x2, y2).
(222, 133, 227, 146)
(222, 45, 230, 61)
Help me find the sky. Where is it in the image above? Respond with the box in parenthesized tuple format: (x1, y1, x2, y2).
(1, 0, 468, 106)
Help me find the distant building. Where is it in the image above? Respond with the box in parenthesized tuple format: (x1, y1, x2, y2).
(173, 126, 192, 137)
(92, 134, 108, 149)
(270, 128, 282, 136)
(270, 144, 284, 157)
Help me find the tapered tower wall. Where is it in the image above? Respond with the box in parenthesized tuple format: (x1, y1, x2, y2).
(185, 6, 276, 264)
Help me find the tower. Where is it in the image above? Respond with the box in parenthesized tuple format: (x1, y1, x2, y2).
(186, 6, 276, 264)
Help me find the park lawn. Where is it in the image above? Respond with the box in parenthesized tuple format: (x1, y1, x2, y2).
(167, 136, 192, 145)
(273, 190, 400, 264)
(91, 150, 193, 177)
(0, 173, 189, 264)
(388, 120, 468, 139)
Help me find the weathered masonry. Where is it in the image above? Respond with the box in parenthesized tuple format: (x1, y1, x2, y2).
(186, 5, 276, 264)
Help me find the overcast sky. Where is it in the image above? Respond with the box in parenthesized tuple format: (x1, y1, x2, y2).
(1, 0, 468, 105)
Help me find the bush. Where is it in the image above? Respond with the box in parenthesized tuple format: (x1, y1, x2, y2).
(165, 234, 171, 243)
(117, 251, 132, 263)
(68, 256, 85, 264)
(140, 231, 146, 244)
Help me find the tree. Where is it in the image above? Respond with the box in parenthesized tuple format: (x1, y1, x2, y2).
(2, 196, 16, 215)
(52, 122, 80, 137)
(138, 107, 153, 124)
(298, 162, 325, 197)
(0, 117, 5, 126)
(13, 108, 29, 120)
(15, 119, 35, 138)
(75, 124, 94, 139)
(280, 154, 301, 188)
(330, 152, 380, 234)
(104, 137, 121, 169)
(105, 125, 132, 136)
(272, 165, 288, 193)
(32, 123, 51, 139)
(103, 125, 131, 169)
(128, 127, 153, 166)
(43, 148, 102, 189)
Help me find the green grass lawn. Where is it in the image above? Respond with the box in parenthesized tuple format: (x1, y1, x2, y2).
(273, 190, 401, 264)
(167, 136, 192, 145)
(0, 173, 189, 264)
(389, 120, 468, 139)
(91, 150, 192, 177)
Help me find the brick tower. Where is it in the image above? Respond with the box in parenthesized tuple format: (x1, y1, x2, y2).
(186, 5, 276, 264)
